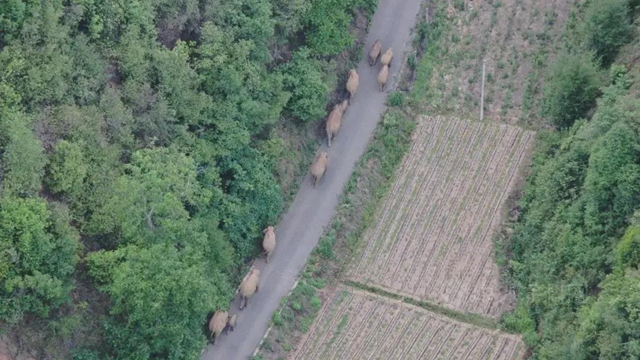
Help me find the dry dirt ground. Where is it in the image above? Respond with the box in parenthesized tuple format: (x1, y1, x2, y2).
(292, 286, 525, 360)
(421, 0, 574, 127)
(347, 115, 535, 318)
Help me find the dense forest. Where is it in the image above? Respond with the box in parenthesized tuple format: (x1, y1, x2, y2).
(502, 0, 640, 359)
(0, 0, 375, 358)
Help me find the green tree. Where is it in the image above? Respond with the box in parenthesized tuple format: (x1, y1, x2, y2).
(0, 197, 79, 323)
(0, 111, 47, 196)
(217, 147, 283, 259)
(542, 52, 601, 129)
(281, 48, 330, 122)
(583, 0, 633, 67)
(88, 243, 230, 360)
(271, 0, 311, 41)
(88, 146, 211, 245)
(47, 140, 88, 195)
(582, 122, 640, 240)
(573, 270, 640, 360)
(615, 217, 640, 270)
(303, 0, 356, 55)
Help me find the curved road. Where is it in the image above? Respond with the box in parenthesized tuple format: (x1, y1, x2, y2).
(203, 0, 423, 358)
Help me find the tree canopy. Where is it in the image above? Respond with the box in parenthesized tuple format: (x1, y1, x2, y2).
(0, 0, 376, 356)
(502, 2, 640, 356)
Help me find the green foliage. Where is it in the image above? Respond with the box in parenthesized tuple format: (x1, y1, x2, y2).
(47, 140, 88, 195)
(0, 197, 79, 323)
(387, 92, 405, 107)
(573, 270, 640, 360)
(88, 146, 212, 245)
(315, 232, 335, 259)
(281, 48, 330, 122)
(70, 349, 101, 360)
(303, 0, 367, 55)
(0, 111, 47, 196)
(303, 0, 354, 55)
(217, 147, 283, 259)
(505, 78, 640, 357)
(0, 0, 27, 43)
(0, 0, 378, 356)
(88, 243, 230, 360)
(542, 52, 601, 129)
(583, 0, 633, 67)
(615, 221, 640, 270)
(369, 110, 415, 177)
(271, 0, 312, 40)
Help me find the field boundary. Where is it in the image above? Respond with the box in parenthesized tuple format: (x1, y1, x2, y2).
(291, 284, 525, 360)
(342, 280, 504, 331)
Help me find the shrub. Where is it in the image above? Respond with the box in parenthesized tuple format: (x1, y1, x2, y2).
(0, 111, 47, 196)
(0, 197, 79, 323)
(615, 223, 640, 270)
(47, 140, 88, 195)
(387, 92, 405, 107)
(281, 48, 330, 122)
(582, 0, 632, 67)
(303, 0, 355, 55)
(87, 244, 230, 359)
(542, 52, 601, 128)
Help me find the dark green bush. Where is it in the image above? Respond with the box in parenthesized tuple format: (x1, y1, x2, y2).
(387, 92, 405, 107)
(583, 0, 633, 67)
(303, 0, 355, 55)
(542, 52, 601, 128)
(281, 48, 330, 122)
(0, 197, 79, 323)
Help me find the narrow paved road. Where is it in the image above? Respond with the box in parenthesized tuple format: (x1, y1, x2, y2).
(203, 0, 423, 358)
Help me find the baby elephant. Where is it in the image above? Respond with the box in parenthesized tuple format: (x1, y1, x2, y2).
(326, 100, 348, 148)
(224, 313, 237, 334)
(346, 69, 359, 104)
(262, 226, 276, 263)
(377, 65, 389, 91)
(239, 268, 260, 310)
(381, 47, 393, 67)
(310, 152, 328, 188)
(209, 310, 228, 345)
(369, 40, 382, 66)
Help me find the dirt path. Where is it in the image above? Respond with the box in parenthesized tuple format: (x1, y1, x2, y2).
(202, 0, 423, 358)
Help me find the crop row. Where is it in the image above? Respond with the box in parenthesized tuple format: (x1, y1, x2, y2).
(292, 286, 525, 360)
(347, 116, 535, 317)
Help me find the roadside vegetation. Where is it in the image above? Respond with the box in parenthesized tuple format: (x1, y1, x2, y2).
(254, 4, 443, 358)
(0, 0, 376, 358)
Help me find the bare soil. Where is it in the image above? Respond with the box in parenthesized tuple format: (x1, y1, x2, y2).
(419, 0, 574, 127)
(347, 116, 534, 318)
(291, 286, 526, 360)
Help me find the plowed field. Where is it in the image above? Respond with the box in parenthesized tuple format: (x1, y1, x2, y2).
(347, 116, 534, 317)
(291, 286, 525, 360)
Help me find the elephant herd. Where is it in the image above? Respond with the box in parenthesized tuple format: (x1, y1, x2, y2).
(309, 39, 393, 188)
(208, 226, 275, 345)
(208, 39, 393, 347)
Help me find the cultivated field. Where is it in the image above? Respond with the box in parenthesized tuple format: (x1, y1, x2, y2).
(291, 286, 525, 360)
(414, 0, 574, 126)
(347, 116, 534, 317)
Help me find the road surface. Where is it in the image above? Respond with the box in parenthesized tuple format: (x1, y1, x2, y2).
(202, 0, 424, 358)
